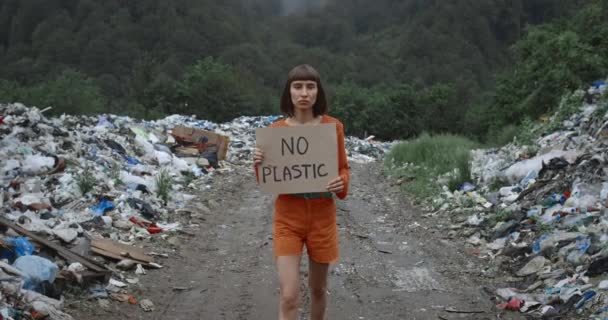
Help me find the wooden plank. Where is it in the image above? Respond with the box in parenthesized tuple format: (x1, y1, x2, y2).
(56, 270, 110, 285)
(0, 217, 108, 273)
(91, 239, 153, 264)
(0, 239, 14, 249)
(90, 247, 151, 265)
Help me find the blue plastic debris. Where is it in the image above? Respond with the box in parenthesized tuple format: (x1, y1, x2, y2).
(575, 290, 596, 309)
(13, 255, 59, 292)
(91, 199, 115, 216)
(520, 170, 538, 189)
(123, 155, 140, 165)
(593, 80, 606, 89)
(0, 237, 34, 262)
(532, 234, 550, 254)
(459, 182, 476, 192)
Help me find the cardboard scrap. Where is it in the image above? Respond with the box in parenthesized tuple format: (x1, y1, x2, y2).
(171, 125, 230, 161)
(91, 239, 153, 265)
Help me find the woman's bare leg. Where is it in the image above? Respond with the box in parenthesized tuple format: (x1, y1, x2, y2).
(276, 256, 302, 320)
(308, 259, 330, 320)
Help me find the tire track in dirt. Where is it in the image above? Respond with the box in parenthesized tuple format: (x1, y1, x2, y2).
(322, 163, 497, 319)
(71, 163, 507, 320)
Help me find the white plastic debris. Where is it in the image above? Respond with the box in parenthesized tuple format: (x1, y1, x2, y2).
(517, 256, 546, 277)
(140, 299, 155, 312)
(466, 214, 484, 226)
(135, 264, 146, 275)
(504, 150, 580, 183)
(21, 155, 55, 175)
(67, 263, 85, 273)
(2, 159, 20, 173)
(52, 229, 78, 243)
(109, 279, 127, 288)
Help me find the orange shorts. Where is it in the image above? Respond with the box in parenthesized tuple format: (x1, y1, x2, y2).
(273, 194, 339, 263)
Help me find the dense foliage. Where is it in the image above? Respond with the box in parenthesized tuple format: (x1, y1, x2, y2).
(468, 1, 608, 144)
(0, 0, 601, 141)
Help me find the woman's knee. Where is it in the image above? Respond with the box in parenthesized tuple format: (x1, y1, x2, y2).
(280, 289, 300, 309)
(309, 285, 326, 300)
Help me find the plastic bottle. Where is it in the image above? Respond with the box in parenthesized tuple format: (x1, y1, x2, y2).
(575, 290, 596, 309)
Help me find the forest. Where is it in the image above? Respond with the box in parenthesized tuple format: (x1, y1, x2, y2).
(0, 0, 606, 142)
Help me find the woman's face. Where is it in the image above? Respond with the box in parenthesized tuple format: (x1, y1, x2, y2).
(290, 80, 317, 112)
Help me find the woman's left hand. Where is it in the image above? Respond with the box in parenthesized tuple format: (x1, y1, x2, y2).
(326, 176, 344, 193)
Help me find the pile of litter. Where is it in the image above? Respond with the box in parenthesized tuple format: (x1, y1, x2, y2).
(0, 103, 388, 318)
(431, 81, 608, 318)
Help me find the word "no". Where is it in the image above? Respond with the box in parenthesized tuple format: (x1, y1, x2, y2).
(281, 137, 309, 156)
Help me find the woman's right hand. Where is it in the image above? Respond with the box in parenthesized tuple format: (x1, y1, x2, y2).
(253, 148, 264, 165)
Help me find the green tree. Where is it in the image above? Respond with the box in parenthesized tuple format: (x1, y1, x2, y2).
(489, 27, 605, 129)
(22, 69, 106, 115)
(330, 82, 371, 137)
(0, 79, 20, 102)
(177, 57, 258, 122)
(419, 84, 458, 133)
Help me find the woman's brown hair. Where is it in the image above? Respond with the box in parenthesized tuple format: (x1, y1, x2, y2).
(280, 64, 328, 117)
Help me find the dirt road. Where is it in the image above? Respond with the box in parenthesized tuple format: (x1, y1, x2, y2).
(70, 162, 509, 320)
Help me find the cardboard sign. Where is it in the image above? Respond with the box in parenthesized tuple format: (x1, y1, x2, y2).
(255, 123, 338, 194)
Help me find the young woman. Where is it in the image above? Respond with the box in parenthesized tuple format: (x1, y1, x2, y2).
(254, 64, 350, 320)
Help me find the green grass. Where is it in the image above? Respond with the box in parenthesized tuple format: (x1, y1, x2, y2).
(489, 124, 519, 146)
(538, 223, 556, 236)
(487, 117, 540, 147)
(75, 165, 97, 195)
(487, 176, 510, 192)
(593, 102, 607, 119)
(109, 162, 123, 186)
(155, 168, 173, 204)
(488, 209, 511, 226)
(384, 133, 479, 199)
(544, 90, 583, 133)
(182, 171, 196, 187)
(486, 89, 585, 148)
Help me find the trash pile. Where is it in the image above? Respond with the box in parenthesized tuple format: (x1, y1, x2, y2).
(0, 103, 388, 318)
(346, 135, 395, 164)
(431, 81, 608, 318)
